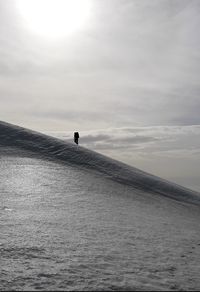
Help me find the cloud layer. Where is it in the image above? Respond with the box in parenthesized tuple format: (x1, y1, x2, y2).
(0, 0, 200, 130)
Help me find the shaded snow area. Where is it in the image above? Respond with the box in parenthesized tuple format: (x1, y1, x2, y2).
(0, 121, 200, 291)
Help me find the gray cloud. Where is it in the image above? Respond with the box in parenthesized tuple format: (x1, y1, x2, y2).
(0, 0, 200, 129)
(49, 124, 200, 155)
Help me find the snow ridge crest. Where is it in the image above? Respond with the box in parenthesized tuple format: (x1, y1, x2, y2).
(0, 120, 200, 205)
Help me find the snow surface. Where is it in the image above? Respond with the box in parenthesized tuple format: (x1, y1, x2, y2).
(0, 121, 200, 205)
(1, 121, 200, 291)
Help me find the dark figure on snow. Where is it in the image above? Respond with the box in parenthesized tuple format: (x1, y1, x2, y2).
(74, 132, 79, 145)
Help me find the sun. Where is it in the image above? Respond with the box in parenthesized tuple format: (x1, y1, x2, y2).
(16, 0, 92, 38)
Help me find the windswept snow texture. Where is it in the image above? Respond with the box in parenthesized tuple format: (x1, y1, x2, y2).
(0, 121, 200, 205)
(1, 121, 200, 291)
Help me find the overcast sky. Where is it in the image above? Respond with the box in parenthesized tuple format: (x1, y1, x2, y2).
(0, 0, 200, 191)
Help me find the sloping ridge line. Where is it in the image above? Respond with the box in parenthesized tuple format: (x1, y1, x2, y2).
(0, 120, 200, 205)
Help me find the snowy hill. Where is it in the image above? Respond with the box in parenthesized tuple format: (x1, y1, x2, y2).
(1, 120, 200, 291)
(0, 120, 200, 205)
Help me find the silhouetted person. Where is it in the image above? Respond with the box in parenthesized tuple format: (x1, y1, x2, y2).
(74, 132, 79, 145)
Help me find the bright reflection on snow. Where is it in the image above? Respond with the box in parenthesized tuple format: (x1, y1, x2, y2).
(1, 155, 200, 290)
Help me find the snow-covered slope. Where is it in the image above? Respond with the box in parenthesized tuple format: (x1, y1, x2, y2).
(1, 120, 200, 291)
(0, 120, 200, 205)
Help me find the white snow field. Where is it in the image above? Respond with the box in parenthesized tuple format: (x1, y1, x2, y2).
(0, 121, 200, 291)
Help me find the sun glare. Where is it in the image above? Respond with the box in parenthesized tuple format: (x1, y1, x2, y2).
(16, 0, 92, 38)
